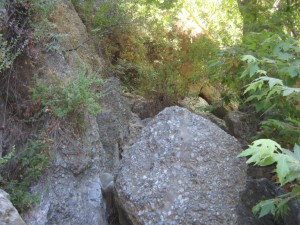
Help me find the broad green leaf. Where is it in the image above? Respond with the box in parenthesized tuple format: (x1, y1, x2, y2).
(253, 200, 276, 218)
(245, 94, 259, 102)
(266, 87, 281, 99)
(252, 139, 282, 154)
(281, 148, 295, 158)
(238, 146, 259, 157)
(263, 77, 283, 89)
(283, 88, 293, 96)
(239, 139, 281, 166)
(287, 67, 299, 78)
(249, 63, 260, 77)
(278, 42, 292, 51)
(243, 79, 263, 94)
(259, 202, 275, 218)
(284, 170, 300, 185)
(258, 156, 276, 166)
(252, 204, 261, 215)
(242, 55, 257, 63)
(274, 155, 290, 185)
(246, 153, 261, 165)
(293, 145, 300, 160)
(241, 68, 249, 78)
(255, 100, 268, 112)
(276, 52, 293, 61)
(282, 87, 300, 96)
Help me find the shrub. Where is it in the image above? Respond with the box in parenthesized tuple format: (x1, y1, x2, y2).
(0, 138, 51, 213)
(238, 33, 300, 219)
(31, 64, 103, 120)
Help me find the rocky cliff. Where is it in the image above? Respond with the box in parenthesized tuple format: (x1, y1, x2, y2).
(1, 1, 300, 225)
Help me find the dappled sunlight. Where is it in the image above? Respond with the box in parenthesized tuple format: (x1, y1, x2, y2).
(176, 8, 206, 39)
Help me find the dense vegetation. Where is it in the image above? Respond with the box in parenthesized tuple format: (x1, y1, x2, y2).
(74, 0, 300, 219)
(0, 0, 299, 220)
(0, 0, 103, 212)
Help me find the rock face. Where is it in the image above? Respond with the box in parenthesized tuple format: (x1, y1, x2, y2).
(23, 77, 141, 225)
(23, 116, 108, 225)
(115, 106, 247, 225)
(0, 189, 26, 225)
(21, 1, 139, 224)
(225, 110, 258, 145)
(178, 96, 228, 132)
(97, 78, 133, 174)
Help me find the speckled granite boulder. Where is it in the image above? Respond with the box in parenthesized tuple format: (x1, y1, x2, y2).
(115, 106, 247, 225)
(0, 189, 26, 225)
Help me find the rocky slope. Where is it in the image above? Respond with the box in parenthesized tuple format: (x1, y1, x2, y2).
(1, 1, 300, 225)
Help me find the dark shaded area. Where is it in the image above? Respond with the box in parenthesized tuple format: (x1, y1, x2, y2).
(238, 178, 300, 225)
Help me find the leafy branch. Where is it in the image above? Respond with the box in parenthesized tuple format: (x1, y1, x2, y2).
(239, 141, 300, 218)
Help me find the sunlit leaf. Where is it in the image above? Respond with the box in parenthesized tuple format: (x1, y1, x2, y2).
(252, 200, 276, 218)
(293, 145, 300, 161)
(282, 87, 300, 96)
(274, 155, 290, 184)
(242, 55, 257, 63)
(249, 63, 260, 77)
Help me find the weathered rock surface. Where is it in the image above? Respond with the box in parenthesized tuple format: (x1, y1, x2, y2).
(178, 96, 209, 111)
(123, 92, 166, 120)
(22, 1, 128, 225)
(199, 83, 221, 104)
(23, 117, 108, 225)
(115, 106, 247, 225)
(23, 77, 142, 225)
(97, 78, 145, 171)
(225, 110, 258, 145)
(0, 189, 26, 225)
(178, 96, 228, 132)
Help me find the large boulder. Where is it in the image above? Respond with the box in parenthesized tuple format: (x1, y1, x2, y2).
(0, 189, 26, 225)
(115, 106, 247, 225)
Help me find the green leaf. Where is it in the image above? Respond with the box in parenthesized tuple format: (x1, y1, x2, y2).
(276, 52, 293, 61)
(242, 55, 257, 63)
(252, 200, 276, 218)
(239, 139, 281, 166)
(282, 87, 300, 96)
(274, 155, 290, 185)
(293, 145, 300, 160)
(284, 170, 300, 184)
(264, 77, 283, 89)
(252, 204, 261, 215)
(249, 63, 260, 77)
(243, 79, 264, 94)
(241, 68, 249, 78)
(238, 146, 258, 157)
